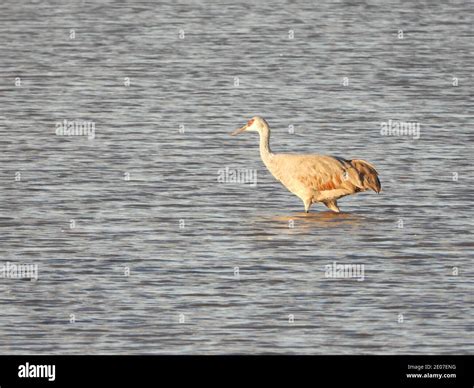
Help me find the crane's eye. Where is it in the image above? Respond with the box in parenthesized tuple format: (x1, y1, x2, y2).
(247, 119, 254, 126)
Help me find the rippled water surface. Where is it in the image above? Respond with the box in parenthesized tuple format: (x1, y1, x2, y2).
(0, 0, 472, 354)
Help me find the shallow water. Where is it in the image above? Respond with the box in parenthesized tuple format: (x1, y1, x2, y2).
(0, 0, 472, 354)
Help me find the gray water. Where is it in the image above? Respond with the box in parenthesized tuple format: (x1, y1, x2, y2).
(0, 0, 472, 354)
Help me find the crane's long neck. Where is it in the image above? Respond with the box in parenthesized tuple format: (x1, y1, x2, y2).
(259, 126, 273, 164)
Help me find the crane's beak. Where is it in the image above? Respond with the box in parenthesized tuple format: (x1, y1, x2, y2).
(231, 124, 247, 136)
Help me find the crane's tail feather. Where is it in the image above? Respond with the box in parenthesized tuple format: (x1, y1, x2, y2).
(350, 160, 381, 193)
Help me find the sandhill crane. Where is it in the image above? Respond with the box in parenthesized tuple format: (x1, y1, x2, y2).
(231, 116, 381, 213)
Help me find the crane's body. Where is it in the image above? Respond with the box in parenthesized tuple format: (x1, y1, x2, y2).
(231, 116, 381, 213)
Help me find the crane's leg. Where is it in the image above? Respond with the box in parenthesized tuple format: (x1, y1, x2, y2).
(303, 199, 312, 213)
(323, 200, 341, 213)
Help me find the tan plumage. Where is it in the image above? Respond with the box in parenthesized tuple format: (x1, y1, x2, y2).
(231, 116, 381, 213)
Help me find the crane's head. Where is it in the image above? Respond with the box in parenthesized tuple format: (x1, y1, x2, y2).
(231, 116, 268, 136)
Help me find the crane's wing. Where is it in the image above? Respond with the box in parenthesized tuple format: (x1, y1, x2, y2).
(349, 159, 381, 193)
(289, 155, 381, 194)
(289, 155, 359, 192)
